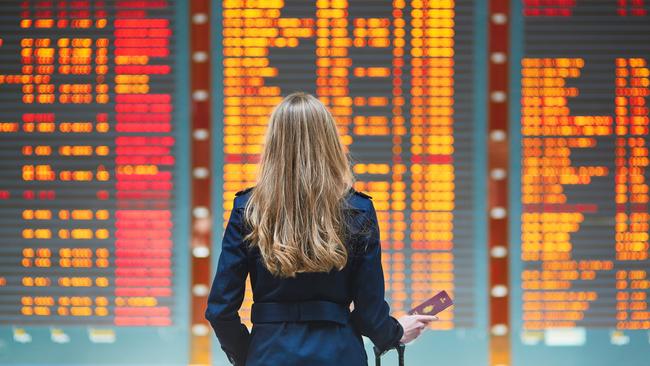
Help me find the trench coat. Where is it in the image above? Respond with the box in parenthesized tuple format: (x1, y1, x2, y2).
(205, 186, 403, 366)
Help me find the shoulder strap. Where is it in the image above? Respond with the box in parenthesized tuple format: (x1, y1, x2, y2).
(353, 190, 372, 199)
(235, 186, 254, 196)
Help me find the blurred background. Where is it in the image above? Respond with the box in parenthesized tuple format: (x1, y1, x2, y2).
(0, 0, 649, 365)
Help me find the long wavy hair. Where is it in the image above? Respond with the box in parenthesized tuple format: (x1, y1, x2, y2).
(242, 92, 356, 278)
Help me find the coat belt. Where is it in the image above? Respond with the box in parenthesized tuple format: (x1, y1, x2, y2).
(251, 300, 350, 325)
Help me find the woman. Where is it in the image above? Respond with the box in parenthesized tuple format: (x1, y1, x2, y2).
(205, 92, 437, 365)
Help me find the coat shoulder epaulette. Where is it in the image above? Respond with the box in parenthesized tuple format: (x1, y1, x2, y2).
(353, 190, 372, 199)
(235, 186, 254, 196)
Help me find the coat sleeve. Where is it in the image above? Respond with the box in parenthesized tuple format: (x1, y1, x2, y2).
(349, 200, 404, 354)
(205, 203, 250, 365)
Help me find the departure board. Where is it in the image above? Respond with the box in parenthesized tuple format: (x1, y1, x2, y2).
(215, 1, 487, 364)
(511, 1, 650, 365)
(0, 1, 189, 364)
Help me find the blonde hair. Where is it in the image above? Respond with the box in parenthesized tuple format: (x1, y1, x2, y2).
(242, 92, 356, 278)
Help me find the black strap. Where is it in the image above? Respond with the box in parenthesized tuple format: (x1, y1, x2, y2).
(397, 343, 405, 366)
(374, 343, 406, 366)
(251, 300, 350, 325)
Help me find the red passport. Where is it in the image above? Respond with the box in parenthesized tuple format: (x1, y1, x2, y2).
(407, 290, 454, 316)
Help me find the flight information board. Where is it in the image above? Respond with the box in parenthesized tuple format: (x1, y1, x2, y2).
(215, 0, 487, 364)
(511, 1, 650, 365)
(0, 1, 189, 364)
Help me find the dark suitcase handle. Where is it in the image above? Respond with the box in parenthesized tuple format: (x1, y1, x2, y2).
(373, 343, 405, 366)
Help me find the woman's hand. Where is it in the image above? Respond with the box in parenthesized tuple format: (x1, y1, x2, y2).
(397, 314, 439, 344)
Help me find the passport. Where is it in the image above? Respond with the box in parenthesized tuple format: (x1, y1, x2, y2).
(407, 290, 454, 316)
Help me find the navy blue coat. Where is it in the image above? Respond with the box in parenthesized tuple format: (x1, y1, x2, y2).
(205, 187, 403, 366)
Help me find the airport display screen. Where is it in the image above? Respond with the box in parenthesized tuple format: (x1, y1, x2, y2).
(511, 1, 650, 365)
(0, 1, 189, 364)
(215, 0, 488, 364)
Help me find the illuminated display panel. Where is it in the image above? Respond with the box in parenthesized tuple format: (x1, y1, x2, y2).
(218, 0, 484, 352)
(512, 1, 650, 364)
(0, 1, 189, 364)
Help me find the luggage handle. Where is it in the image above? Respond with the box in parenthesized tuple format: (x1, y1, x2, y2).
(373, 343, 405, 366)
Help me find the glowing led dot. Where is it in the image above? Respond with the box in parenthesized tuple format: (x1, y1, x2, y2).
(490, 246, 508, 258)
(192, 13, 208, 24)
(490, 207, 507, 219)
(491, 324, 508, 336)
(491, 13, 507, 25)
(191, 324, 210, 336)
(491, 52, 506, 64)
(192, 206, 210, 219)
(193, 167, 209, 179)
(192, 284, 209, 296)
(490, 168, 507, 180)
(490, 130, 507, 142)
(192, 246, 210, 258)
(193, 129, 209, 140)
(491, 91, 507, 103)
(192, 90, 209, 101)
(192, 51, 208, 63)
(491, 285, 508, 297)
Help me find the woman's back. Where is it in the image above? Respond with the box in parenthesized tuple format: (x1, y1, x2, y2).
(245, 186, 368, 304)
(205, 92, 434, 366)
(205, 186, 403, 366)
